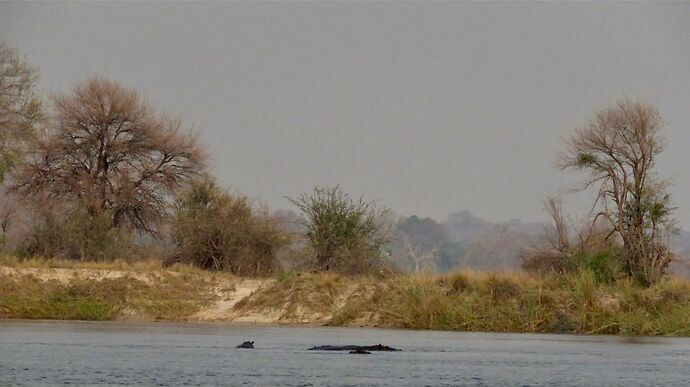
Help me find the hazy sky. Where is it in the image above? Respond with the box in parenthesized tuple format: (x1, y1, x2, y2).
(2, 2, 689, 226)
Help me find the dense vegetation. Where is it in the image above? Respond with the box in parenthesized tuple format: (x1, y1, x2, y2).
(167, 178, 288, 275)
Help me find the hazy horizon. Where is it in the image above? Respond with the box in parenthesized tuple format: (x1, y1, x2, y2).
(2, 2, 689, 226)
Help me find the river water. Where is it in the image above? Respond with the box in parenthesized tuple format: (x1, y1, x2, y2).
(0, 320, 688, 386)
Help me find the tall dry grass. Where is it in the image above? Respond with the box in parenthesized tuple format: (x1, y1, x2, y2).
(3, 257, 690, 336)
(0, 254, 211, 274)
(329, 269, 690, 336)
(0, 259, 218, 321)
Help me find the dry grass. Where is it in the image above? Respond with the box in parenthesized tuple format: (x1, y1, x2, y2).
(233, 272, 351, 322)
(0, 264, 217, 321)
(0, 255, 161, 270)
(0, 255, 210, 274)
(332, 269, 690, 336)
(3, 257, 690, 336)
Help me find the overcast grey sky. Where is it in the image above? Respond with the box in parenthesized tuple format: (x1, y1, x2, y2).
(1, 2, 689, 226)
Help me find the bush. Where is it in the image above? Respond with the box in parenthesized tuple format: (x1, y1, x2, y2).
(523, 245, 621, 285)
(167, 178, 288, 276)
(520, 249, 570, 275)
(287, 185, 391, 275)
(16, 205, 134, 262)
(486, 275, 522, 300)
(581, 251, 619, 284)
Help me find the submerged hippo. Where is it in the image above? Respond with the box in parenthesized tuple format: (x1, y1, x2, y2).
(308, 344, 401, 352)
(236, 341, 254, 349)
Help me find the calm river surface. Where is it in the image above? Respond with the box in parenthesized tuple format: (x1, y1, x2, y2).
(1, 320, 689, 386)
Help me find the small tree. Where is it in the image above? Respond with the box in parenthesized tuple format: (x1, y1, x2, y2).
(287, 185, 390, 274)
(559, 100, 676, 285)
(11, 78, 205, 235)
(0, 41, 42, 182)
(168, 178, 288, 275)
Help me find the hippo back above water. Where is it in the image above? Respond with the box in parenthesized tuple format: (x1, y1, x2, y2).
(308, 344, 401, 352)
(236, 341, 254, 349)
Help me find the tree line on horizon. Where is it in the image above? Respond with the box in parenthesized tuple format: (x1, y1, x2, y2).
(0, 41, 680, 286)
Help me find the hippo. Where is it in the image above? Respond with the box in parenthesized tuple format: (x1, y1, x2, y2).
(236, 341, 254, 349)
(308, 344, 401, 352)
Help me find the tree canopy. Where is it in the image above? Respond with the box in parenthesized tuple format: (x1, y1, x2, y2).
(0, 41, 42, 181)
(11, 78, 205, 234)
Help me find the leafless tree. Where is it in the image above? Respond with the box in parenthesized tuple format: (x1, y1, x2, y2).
(558, 100, 675, 285)
(0, 41, 42, 181)
(403, 237, 438, 273)
(543, 196, 570, 254)
(10, 78, 205, 235)
(522, 196, 618, 275)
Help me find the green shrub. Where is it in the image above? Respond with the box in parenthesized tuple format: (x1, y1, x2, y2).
(584, 251, 618, 284)
(287, 185, 391, 275)
(275, 270, 297, 283)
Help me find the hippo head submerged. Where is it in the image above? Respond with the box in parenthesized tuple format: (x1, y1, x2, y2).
(236, 341, 254, 349)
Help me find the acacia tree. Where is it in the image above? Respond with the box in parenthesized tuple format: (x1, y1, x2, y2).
(0, 41, 42, 182)
(11, 78, 205, 236)
(559, 100, 676, 285)
(287, 185, 391, 274)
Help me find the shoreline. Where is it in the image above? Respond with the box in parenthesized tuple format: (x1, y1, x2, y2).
(3, 318, 689, 344)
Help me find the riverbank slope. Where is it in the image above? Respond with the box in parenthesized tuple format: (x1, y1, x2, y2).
(2, 261, 690, 336)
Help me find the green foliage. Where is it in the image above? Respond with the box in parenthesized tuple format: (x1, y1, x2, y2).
(0, 41, 42, 183)
(169, 178, 288, 275)
(576, 152, 597, 167)
(582, 251, 618, 284)
(274, 270, 297, 283)
(525, 248, 621, 285)
(288, 185, 390, 274)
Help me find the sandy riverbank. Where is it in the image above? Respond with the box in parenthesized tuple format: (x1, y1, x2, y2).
(3, 263, 690, 336)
